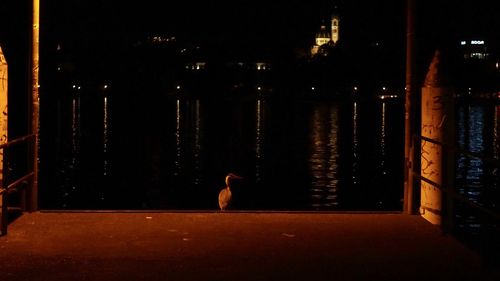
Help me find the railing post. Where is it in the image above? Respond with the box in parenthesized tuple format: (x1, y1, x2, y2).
(29, 0, 40, 212)
(0, 45, 8, 235)
(404, 0, 417, 214)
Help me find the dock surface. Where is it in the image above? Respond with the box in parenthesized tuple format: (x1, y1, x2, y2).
(0, 212, 498, 281)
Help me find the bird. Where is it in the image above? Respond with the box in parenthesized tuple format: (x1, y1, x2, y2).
(218, 173, 243, 211)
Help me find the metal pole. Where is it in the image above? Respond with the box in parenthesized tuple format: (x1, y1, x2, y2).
(403, 0, 416, 214)
(30, 0, 40, 211)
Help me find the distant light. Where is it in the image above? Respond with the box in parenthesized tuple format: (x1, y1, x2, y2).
(77, 86, 81, 90)
(257, 86, 262, 91)
(382, 87, 387, 91)
(460, 41, 466, 46)
(57, 67, 61, 71)
(256, 62, 267, 71)
(311, 87, 315, 91)
(496, 62, 499, 69)
(196, 65, 200, 70)
(471, 40, 484, 45)
(176, 85, 181, 90)
(103, 84, 108, 89)
(72, 85, 76, 89)
(353, 86, 358, 91)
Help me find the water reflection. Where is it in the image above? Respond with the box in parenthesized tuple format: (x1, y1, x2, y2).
(456, 104, 500, 234)
(172, 99, 203, 186)
(457, 105, 485, 204)
(309, 104, 339, 208)
(352, 102, 359, 186)
(174, 99, 182, 176)
(495, 106, 499, 160)
(71, 96, 80, 170)
(62, 94, 81, 207)
(255, 99, 264, 183)
(193, 99, 202, 186)
(44, 93, 411, 210)
(380, 102, 387, 176)
(103, 96, 109, 177)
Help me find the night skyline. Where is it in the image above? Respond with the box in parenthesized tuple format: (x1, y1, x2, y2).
(45, 0, 498, 46)
(1, 0, 499, 64)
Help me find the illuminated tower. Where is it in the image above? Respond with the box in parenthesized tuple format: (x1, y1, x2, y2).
(331, 7, 339, 44)
(311, 5, 340, 56)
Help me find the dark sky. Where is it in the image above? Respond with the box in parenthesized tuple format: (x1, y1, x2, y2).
(1, 0, 499, 60)
(36, 0, 497, 54)
(49, 0, 406, 47)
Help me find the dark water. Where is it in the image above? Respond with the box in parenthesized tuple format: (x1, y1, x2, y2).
(454, 103, 500, 249)
(41, 85, 407, 210)
(40, 87, 499, 212)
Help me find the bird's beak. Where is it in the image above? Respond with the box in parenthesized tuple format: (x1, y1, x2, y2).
(230, 173, 244, 180)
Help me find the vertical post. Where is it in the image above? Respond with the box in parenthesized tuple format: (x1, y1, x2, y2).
(0, 190, 6, 235)
(420, 50, 454, 225)
(404, 0, 417, 214)
(30, 0, 40, 211)
(0, 46, 9, 235)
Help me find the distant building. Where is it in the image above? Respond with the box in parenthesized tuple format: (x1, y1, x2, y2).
(311, 7, 340, 56)
(459, 39, 489, 60)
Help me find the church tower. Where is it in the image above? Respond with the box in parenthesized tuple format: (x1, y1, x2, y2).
(330, 7, 339, 44)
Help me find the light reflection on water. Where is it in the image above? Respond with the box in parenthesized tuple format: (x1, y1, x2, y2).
(103, 96, 109, 177)
(255, 99, 264, 183)
(455, 104, 500, 240)
(44, 89, 499, 212)
(309, 104, 339, 208)
(63, 95, 81, 207)
(193, 99, 202, 186)
(174, 99, 181, 177)
(71, 96, 80, 170)
(352, 102, 359, 186)
(456, 104, 498, 205)
(380, 102, 386, 175)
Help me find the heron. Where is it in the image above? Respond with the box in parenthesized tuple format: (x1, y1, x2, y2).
(218, 173, 243, 210)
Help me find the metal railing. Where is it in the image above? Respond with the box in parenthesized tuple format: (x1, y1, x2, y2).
(415, 135, 500, 222)
(412, 134, 500, 265)
(0, 134, 35, 236)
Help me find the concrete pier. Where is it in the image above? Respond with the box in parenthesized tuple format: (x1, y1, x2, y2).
(0, 212, 498, 281)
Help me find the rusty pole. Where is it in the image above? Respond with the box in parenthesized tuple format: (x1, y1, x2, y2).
(404, 0, 416, 214)
(30, 0, 40, 211)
